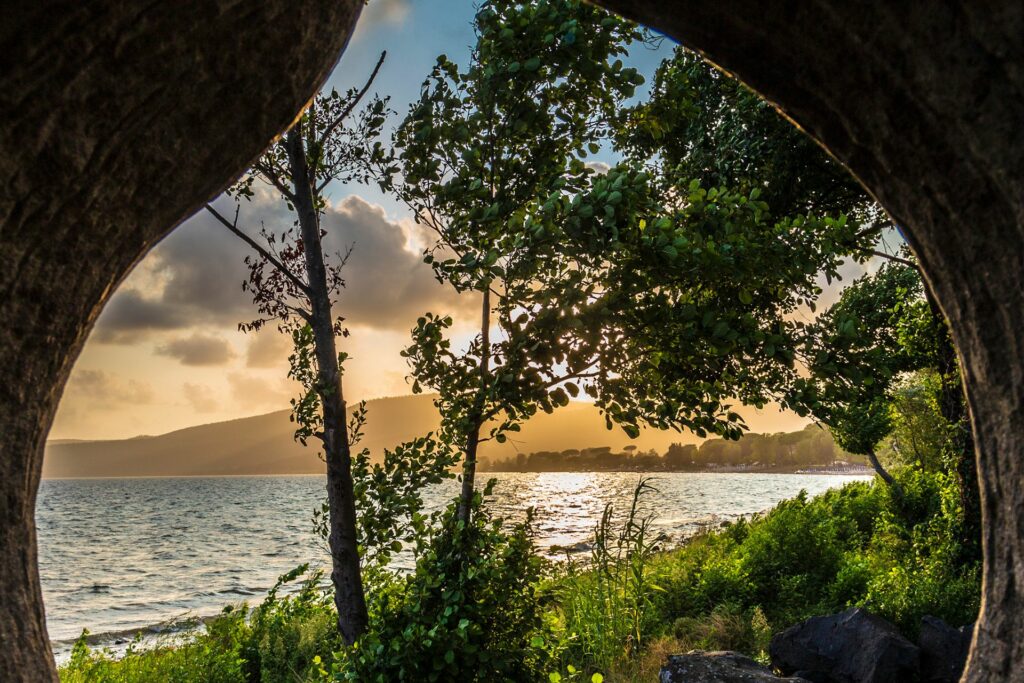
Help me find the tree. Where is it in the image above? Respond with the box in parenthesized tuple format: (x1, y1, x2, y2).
(617, 47, 886, 235)
(204, 54, 392, 644)
(385, 0, 645, 523)
(617, 47, 977, 510)
(789, 261, 936, 488)
(384, 4, 869, 529)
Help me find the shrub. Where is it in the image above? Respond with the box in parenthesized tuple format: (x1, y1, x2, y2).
(336, 483, 548, 682)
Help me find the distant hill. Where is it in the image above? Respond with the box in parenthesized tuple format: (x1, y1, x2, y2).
(42, 394, 807, 478)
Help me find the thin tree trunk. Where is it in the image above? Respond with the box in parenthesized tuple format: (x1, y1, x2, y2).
(457, 287, 491, 525)
(865, 447, 900, 494)
(285, 127, 368, 644)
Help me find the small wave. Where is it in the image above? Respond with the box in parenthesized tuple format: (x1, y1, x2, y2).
(50, 613, 218, 649)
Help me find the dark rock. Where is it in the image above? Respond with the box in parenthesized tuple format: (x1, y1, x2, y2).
(769, 608, 919, 683)
(919, 616, 972, 683)
(660, 650, 810, 682)
(792, 672, 831, 683)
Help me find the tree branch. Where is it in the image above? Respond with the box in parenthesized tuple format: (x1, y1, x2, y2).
(319, 50, 388, 149)
(205, 204, 311, 296)
(254, 161, 296, 202)
(852, 245, 919, 270)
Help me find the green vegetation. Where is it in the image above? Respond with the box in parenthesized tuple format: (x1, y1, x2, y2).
(483, 423, 868, 472)
(60, 465, 979, 682)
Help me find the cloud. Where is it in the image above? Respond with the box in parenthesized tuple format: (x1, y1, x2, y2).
(183, 383, 218, 413)
(91, 192, 472, 345)
(60, 370, 155, 409)
(323, 195, 473, 329)
(586, 161, 611, 175)
(361, 0, 411, 27)
(227, 372, 296, 412)
(156, 334, 236, 366)
(92, 289, 192, 343)
(246, 330, 292, 368)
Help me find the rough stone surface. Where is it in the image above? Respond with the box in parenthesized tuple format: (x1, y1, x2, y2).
(660, 651, 810, 683)
(0, 2, 362, 681)
(919, 615, 973, 683)
(589, 6, 1023, 681)
(769, 608, 920, 683)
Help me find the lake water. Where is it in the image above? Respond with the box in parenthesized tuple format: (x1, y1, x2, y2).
(36, 472, 869, 654)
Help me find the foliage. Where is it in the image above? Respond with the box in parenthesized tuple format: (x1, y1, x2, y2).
(382, 0, 648, 514)
(618, 45, 886, 233)
(648, 469, 978, 642)
(241, 565, 338, 682)
(880, 370, 959, 473)
(335, 484, 548, 682)
(311, 402, 458, 568)
(791, 260, 940, 457)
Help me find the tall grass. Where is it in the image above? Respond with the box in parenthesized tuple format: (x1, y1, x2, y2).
(557, 478, 663, 674)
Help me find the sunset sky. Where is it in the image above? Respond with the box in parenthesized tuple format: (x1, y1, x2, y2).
(50, 0, 872, 441)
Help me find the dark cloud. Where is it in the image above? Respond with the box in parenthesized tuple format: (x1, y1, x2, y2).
(92, 289, 193, 343)
(91, 192, 471, 344)
(156, 334, 236, 366)
(324, 195, 472, 329)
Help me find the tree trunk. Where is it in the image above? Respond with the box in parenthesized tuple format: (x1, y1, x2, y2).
(285, 127, 368, 644)
(865, 448, 898, 491)
(457, 287, 491, 525)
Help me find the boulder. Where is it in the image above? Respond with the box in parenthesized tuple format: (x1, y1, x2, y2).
(769, 608, 919, 683)
(660, 650, 811, 682)
(919, 616, 972, 683)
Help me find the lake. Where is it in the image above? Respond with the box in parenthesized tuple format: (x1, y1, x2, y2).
(36, 472, 869, 654)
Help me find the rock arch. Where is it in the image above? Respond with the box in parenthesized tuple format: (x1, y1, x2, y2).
(1, 2, 1020, 681)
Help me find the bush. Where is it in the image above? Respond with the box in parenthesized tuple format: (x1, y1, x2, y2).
(336, 484, 549, 682)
